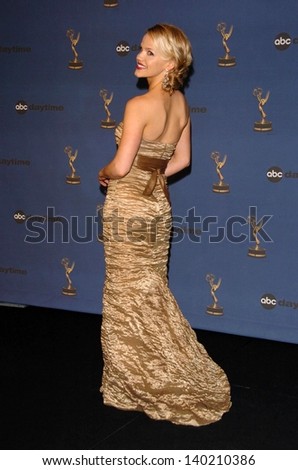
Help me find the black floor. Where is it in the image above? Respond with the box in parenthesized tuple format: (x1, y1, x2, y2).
(1, 304, 298, 450)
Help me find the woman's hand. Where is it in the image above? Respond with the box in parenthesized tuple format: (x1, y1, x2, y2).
(98, 169, 109, 187)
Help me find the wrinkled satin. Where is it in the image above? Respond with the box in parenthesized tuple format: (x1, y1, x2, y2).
(100, 122, 231, 426)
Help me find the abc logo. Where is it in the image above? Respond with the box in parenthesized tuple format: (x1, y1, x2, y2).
(15, 100, 28, 114)
(274, 33, 292, 50)
(14, 210, 27, 224)
(116, 41, 130, 56)
(266, 166, 283, 183)
(260, 293, 277, 310)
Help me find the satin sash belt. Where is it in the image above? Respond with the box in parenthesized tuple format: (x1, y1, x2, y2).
(134, 155, 170, 203)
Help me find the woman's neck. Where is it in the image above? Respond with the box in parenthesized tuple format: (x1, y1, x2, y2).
(148, 79, 163, 92)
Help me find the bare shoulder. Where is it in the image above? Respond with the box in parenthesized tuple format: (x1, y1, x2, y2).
(123, 94, 150, 122)
(173, 90, 189, 110)
(126, 94, 150, 111)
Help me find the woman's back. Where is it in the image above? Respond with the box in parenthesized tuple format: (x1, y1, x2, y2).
(139, 89, 189, 144)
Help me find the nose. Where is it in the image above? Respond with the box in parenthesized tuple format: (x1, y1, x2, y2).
(136, 48, 144, 61)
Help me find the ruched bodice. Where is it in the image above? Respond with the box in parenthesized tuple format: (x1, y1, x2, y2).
(115, 121, 176, 159)
(114, 122, 176, 203)
(100, 122, 231, 426)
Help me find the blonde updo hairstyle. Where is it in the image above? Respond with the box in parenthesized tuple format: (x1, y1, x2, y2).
(147, 23, 193, 95)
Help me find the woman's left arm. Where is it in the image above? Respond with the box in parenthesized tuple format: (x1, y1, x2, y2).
(164, 117, 191, 177)
(98, 97, 146, 186)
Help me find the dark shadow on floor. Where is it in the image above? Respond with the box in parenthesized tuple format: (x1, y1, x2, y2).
(1, 305, 297, 449)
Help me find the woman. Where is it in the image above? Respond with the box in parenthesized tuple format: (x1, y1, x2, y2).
(98, 24, 231, 427)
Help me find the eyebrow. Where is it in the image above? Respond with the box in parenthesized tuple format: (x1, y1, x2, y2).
(140, 42, 155, 51)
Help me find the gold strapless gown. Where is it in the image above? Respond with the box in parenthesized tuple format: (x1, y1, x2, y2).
(100, 122, 231, 426)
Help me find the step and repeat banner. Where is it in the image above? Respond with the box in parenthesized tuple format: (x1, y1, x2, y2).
(1, 0, 298, 343)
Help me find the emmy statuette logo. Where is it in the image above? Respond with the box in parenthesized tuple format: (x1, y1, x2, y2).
(61, 258, 77, 296)
(211, 151, 230, 193)
(104, 0, 118, 7)
(66, 29, 83, 70)
(217, 23, 236, 67)
(64, 146, 81, 184)
(247, 216, 266, 258)
(100, 89, 116, 128)
(253, 88, 272, 132)
(206, 274, 224, 316)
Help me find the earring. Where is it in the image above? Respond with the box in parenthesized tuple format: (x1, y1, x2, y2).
(162, 70, 170, 89)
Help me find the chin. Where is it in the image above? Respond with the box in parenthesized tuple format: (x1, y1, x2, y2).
(134, 69, 144, 78)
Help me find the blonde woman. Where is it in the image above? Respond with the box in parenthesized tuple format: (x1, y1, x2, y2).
(98, 24, 231, 427)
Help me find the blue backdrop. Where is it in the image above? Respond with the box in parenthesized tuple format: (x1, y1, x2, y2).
(1, 0, 298, 343)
